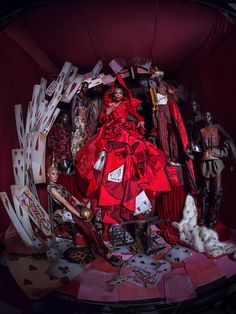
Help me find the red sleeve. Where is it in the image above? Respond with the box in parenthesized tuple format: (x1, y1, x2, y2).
(128, 103, 144, 122)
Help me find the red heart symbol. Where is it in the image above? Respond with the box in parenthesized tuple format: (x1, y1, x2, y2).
(23, 278, 33, 286)
(29, 264, 38, 271)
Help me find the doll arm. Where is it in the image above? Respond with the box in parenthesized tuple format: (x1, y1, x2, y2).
(50, 187, 81, 219)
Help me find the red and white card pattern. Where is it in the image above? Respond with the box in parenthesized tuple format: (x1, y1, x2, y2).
(29, 84, 41, 132)
(14, 186, 51, 237)
(31, 132, 46, 184)
(12, 149, 25, 187)
(0, 192, 33, 246)
(11, 185, 34, 240)
(14, 104, 25, 149)
(61, 74, 84, 103)
(39, 91, 62, 133)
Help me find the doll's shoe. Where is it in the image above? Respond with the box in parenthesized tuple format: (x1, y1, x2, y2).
(106, 255, 124, 267)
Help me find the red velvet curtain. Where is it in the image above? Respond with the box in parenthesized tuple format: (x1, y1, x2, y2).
(0, 0, 236, 232)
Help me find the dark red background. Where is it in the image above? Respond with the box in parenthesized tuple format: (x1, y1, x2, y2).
(0, 0, 235, 231)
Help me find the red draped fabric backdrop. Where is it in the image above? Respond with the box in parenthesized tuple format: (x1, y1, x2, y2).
(0, 0, 236, 233)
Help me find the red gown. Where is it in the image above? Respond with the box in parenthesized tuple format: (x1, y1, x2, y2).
(76, 76, 170, 224)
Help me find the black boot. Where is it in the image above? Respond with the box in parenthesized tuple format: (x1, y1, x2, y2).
(209, 189, 223, 229)
(199, 188, 211, 225)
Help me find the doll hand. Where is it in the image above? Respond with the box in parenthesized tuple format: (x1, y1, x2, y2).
(106, 107, 113, 115)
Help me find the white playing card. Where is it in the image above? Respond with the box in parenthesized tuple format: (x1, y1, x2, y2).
(34, 99, 48, 132)
(31, 132, 46, 184)
(12, 149, 25, 187)
(61, 74, 84, 103)
(46, 247, 60, 261)
(14, 104, 26, 149)
(92, 60, 103, 78)
(39, 92, 62, 133)
(127, 253, 161, 271)
(47, 258, 85, 280)
(40, 77, 47, 102)
(101, 74, 116, 85)
(25, 101, 32, 135)
(29, 84, 41, 132)
(43, 108, 60, 135)
(45, 80, 58, 97)
(11, 185, 34, 240)
(109, 58, 126, 74)
(0, 192, 32, 246)
(164, 245, 192, 263)
(134, 191, 152, 216)
(64, 65, 78, 90)
(14, 186, 51, 237)
(25, 133, 33, 171)
(25, 167, 40, 201)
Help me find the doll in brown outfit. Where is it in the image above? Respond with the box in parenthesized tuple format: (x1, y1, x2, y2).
(199, 111, 235, 229)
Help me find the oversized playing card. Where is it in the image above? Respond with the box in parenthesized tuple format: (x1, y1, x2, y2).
(39, 91, 62, 133)
(4, 254, 61, 299)
(64, 65, 78, 89)
(31, 132, 46, 184)
(43, 108, 60, 135)
(134, 191, 152, 216)
(25, 133, 33, 171)
(12, 148, 25, 187)
(92, 60, 103, 78)
(29, 84, 41, 132)
(25, 101, 32, 135)
(61, 74, 84, 103)
(14, 186, 51, 237)
(34, 99, 48, 132)
(108, 165, 124, 183)
(45, 80, 58, 97)
(109, 58, 126, 74)
(164, 244, 192, 263)
(11, 185, 34, 240)
(101, 74, 116, 85)
(14, 104, 25, 149)
(40, 77, 47, 102)
(127, 253, 161, 271)
(47, 258, 85, 281)
(0, 192, 33, 246)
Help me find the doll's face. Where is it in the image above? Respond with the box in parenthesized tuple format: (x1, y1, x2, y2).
(113, 88, 124, 102)
(47, 167, 59, 183)
(80, 82, 89, 94)
(205, 111, 213, 124)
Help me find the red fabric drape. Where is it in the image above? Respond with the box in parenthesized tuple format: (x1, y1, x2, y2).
(0, 0, 236, 231)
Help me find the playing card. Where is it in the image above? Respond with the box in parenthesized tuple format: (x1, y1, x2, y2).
(14, 104, 25, 149)
(64, 65, 78, 89)
(11, 185, 34, 240)
(25, 167, 40, 201)
(45, 80, 58, 97)
(92, 60, 103, 78)
(164, 244, 192, 263)
(106, 274, 125, 290)
(39, 91, 62, 133)
(109, 58, 126, 74)
(12, 148, 25, 187)
(101, 74, 116, 85)
(47, 258, 85, 281)
(43, 108, 60, 135)
(0, 192, 32, 246)
(34, 99, 48, 132)
(4, 254, 61, 299)
(108, 165, 124, 183)
(134, 191, 152, 216)
(29, 84, 41, 132)
(46, 247, 60, 261)
(25, 133, 33, 171)
(61, 74, 84, 103)
(127, 253, 161, 271)
(40, 77, 47, 102)
(14, 186, 51, 237)
(31, 132, 46, 184)
(54, 238, 73, 254)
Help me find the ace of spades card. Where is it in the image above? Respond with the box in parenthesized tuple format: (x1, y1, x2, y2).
(12, 148, 25, 187)
(0, 192, 33, 247)
(11, 185, 34, 240)
(14, 104, 26, 149)
(31, 132, 46, 184)
(14, 186, 51, 237)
